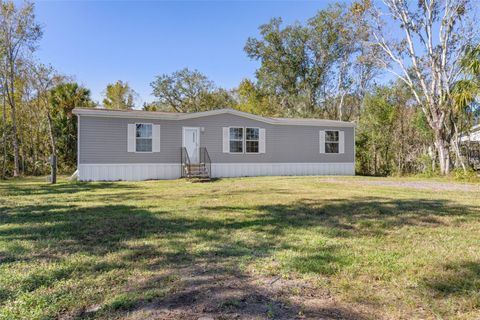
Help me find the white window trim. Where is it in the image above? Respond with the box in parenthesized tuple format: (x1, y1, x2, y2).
(135, 122, 154, 153)
(228, 126, 244, 154)
(325, 130, 340, 154)
(227, 126, 262, 154)
(245, 127, 260, 154)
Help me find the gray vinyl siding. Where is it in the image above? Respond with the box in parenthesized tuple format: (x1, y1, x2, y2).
(79, 113, 354, 164)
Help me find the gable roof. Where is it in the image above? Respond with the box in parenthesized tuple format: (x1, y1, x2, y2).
(72, 107, 356, 128)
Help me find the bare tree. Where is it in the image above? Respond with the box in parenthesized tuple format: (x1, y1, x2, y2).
(0, 1, 42, 176)
(30, 63, 63, 158)
(364, 0, 478, 174)
(1, 79, 6, 178)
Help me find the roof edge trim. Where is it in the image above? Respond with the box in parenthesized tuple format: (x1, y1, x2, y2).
(73, 108, 356, 127)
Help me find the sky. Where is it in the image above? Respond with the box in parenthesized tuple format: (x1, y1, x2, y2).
(34, 1, 337, 106)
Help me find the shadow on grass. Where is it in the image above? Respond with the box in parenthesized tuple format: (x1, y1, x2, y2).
(202, 196, 480, 238)
(0, 180, 137, 196)
(422, 261, 480, 297)
(0, 191, 478, 319)
(86, 265, 369, 320)
(0, 253, 128, 306)
(282, 244, 351, 275)
(1, 196, 478, 267)
(0, 204, 169, 256)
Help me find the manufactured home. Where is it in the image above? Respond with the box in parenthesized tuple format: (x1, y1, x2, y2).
(73, 108, 355, 181)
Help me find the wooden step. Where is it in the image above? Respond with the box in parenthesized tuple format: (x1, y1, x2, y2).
(188, 167, 206, 171)
(184, 164, 210, 179)
(184, 174, 209, 178)
(187, 175, 209, 179)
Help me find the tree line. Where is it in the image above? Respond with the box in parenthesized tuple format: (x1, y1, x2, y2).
(0, 0, 479, 178)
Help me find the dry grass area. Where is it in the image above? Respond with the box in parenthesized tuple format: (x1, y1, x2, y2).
(0, 176, 479, 319)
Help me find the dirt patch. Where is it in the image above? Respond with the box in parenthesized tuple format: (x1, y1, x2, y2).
(120, 264, 373, 320)
(319, 178, 479, 192)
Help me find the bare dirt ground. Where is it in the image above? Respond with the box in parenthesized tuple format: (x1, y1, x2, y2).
(120, 264, 373, 320)
(318, 178, 479, 192)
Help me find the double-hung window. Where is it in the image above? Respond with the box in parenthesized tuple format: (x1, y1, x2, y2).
(229, 127, 243, 153)
(325, 130, 339, 154)
(245, 128, 259, 153)
(228, 127, 260, 153)
(136, 123, 152, 152)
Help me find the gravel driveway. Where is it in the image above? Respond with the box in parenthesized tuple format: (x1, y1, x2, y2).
(319, 178, 479, 192)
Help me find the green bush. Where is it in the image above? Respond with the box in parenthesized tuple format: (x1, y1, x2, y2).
(451, 167, 479, 182)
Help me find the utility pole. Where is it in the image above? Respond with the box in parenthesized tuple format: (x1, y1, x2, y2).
(49, 154, 57, 184)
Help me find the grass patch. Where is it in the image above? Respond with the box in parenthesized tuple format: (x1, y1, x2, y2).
(0, 176, 478, 319)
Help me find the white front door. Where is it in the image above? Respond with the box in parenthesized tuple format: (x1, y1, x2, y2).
(183, 127, 200, 163)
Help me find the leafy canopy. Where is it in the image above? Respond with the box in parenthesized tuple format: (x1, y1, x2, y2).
(150, 68, 235, 112)
(102, 80, 137, 110)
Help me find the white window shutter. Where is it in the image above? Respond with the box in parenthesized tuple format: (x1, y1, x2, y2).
(152, 125, 161, 152)
(259, 128, 266, 153)
(339, 130, 345, 154)
(222, 127, 229, 153)
(127, 124, 135, 152)
(319, 130, 325, 154)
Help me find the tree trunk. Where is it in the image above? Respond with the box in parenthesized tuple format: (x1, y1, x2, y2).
(46, 107, 57, 184)
(435, 134, 450, 175)
(399, 115, 405, 175)
(338, 92, 345, 121)
(384, 145, 390, 175)
(427, 145, 436, 173)
(29, 117, 36, 175)
(10, 102, 19, 177)
(6, 62, 20, 177)
(44, 97, 57, 156)
(12, 107, 20, 177)
(452, 123, 467, 173)
(1, 92, 7, 178)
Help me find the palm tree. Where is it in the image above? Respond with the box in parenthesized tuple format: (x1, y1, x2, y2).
(48, 82, 94, 170)
(451, 44, 480, 171)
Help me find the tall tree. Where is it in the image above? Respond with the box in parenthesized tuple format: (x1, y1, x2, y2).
(245, 18, 314, 115)
(364, 0, 479, 174)
(30, 64, 63, 158)
(1, 70, 6, 178)
(309, 3, 377, 120)
(244, 4, 376, 119)
(450, 44, 480, 171)
(0, 1, 42, 176)
(15, 64, 50, 176)
(49, 82, 94, 171)
(451, 44, 480, 121)
(357, 86, 397, 175)
(235, 79, 282, 116)
(151, 68, 235, 112)
(357, 83, 429, 176)
(102, 80, 137, 110)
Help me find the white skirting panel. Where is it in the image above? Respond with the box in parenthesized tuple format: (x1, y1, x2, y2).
(78, 163, 181, 181)
(78, 162, 354, 181)
(211, 162, 355, 178)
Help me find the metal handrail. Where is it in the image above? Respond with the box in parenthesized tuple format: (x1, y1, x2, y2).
(181, 147, 191, 178)
(200, 147, 211, 177)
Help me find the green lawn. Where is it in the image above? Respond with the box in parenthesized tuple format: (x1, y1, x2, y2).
(0, 176, 479, 319)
